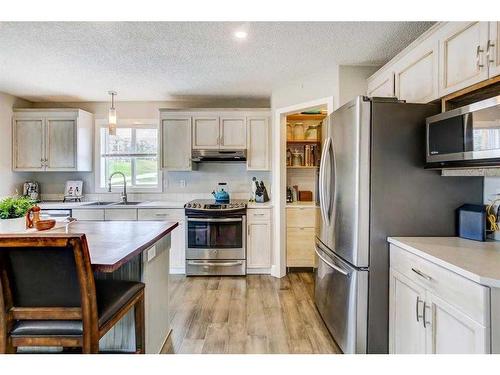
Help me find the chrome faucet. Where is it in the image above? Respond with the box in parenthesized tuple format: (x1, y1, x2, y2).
(108, 172, 128, 203)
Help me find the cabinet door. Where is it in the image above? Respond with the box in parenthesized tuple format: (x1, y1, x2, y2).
(13, 118, 45, 171)
(161, 117, 192, 170)
(46, 118, 77, 170)
(488, 22, 500, 78)
(247, 221, 271, 269)
(220, 116, 246, 149)
(286, 227, 315, 267)
(71, 209, 105, 221)
(104, 209, 138, 221)
(367, 72, 395, 97)
(439, 22, 490, 96)
(169, 220, 186, 273)
(394, 39, 439, 103)
(246, 117, 270, 171)
(425, 291, 489, 354)
(192, 116, 219, 149)
(389, 269, 426, 354)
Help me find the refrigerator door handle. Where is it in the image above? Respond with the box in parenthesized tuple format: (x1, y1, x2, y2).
(326, 137, 336, 223)
(315, 246, 349, 276)
(319, 137, 331, 225)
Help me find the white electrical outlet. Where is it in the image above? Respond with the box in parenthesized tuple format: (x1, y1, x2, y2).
(180, 180, 186, 188)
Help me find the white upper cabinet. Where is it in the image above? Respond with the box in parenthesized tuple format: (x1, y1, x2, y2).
(219, 116, 246, 149)
(13, 118, 45, 170)
(161, 116, 192, 171)
(46, 118, 76, 170)
(394, 38, 439, 103)
(439, 22, 490, 96)
(13, 109, 93, 172)
(192, 116, 220, 149)
(367, 71, 395, 97)
(488, 22, 500, 78)
(246, 116, 270, 171)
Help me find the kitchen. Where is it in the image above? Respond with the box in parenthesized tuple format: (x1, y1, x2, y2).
(1, 5, 500, 372)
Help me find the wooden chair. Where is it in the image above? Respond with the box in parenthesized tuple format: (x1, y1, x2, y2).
(0, 234, 145, 354)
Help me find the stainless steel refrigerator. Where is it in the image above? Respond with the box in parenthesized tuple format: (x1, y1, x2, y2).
(314, 96, 483, 354)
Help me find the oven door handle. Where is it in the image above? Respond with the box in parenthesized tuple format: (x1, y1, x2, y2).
(187, 217, 243, 223)
(187, 260, 243, 267)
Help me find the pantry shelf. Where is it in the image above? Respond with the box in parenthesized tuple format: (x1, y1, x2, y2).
(286, 140, 321, 144)
(287, 166, 319, 169)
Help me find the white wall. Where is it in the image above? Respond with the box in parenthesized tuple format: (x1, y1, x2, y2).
(26, 98, 270, 196)
(0, 92, 32, 198)
(338, 65, 378, 107)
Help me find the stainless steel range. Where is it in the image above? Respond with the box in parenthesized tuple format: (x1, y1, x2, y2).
(184, 199, 247, 276)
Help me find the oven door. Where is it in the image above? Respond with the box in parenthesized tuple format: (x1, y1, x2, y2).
(186, 216, 246, 260)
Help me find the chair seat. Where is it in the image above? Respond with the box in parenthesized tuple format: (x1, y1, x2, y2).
(10, 280, 144, 337)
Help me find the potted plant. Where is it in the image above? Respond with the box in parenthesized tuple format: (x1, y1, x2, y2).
(0, 196, 35, 233)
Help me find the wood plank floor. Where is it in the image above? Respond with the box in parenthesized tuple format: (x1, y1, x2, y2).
(162, 272, 341, 354)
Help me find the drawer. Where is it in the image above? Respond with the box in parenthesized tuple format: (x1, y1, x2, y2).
(104, 209, 137, 221)
(71, 209, 104, 221)
(186, 260, 246, 276)
(137, 208, 184, 221)
(247, 208, 271, 222)
(390, 244, 490, 325)
(287, 227, 316, 267)
(286, 207, 318, 228)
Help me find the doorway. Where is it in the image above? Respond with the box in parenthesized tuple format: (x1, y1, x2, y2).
(271, 97, 334, 278)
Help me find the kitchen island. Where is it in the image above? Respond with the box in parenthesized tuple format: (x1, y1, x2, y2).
(49, 220, 178, 353)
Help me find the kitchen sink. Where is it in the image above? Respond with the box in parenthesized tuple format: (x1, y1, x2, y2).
(113, 202, 145, 206)
(82, 201, 119, 207)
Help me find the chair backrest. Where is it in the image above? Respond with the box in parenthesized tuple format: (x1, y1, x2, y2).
(0, 235, 97, 322)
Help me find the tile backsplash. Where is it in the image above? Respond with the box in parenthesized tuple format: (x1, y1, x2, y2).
(30, 162, 271, 202)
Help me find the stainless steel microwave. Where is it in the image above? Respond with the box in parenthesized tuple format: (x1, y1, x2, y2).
(426, 95, 500, 168)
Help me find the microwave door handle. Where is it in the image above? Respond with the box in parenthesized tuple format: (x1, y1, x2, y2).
(187, 217, 242, 222)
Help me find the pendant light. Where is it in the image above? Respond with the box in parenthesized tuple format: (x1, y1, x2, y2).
(108, 91, 117, 135)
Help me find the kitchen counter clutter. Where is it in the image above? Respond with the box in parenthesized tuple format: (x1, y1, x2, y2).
(388, 236, 500, 354)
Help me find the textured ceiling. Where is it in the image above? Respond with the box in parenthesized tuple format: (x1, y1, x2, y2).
(0, 22, 433, 102)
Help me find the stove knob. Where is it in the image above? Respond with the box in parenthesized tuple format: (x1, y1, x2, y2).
(229, 204, 234, 208)
(187, 203, 192, 208)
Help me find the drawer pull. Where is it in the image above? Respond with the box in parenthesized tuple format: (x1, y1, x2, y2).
(188, 261, 242, 267)
(423, 301, 431, 328)
(155, 213, 168, 217)
(253, 213, 265, 216)
(411, 268, 432, 281)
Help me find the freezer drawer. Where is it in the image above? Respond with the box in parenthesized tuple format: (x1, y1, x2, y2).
(314, 240, 368, 353)
(186, 259, 246, 276)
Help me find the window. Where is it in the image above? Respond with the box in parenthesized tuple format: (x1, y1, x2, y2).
(96, 120, 161, 192)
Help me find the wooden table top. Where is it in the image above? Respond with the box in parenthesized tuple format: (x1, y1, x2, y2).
(2, 221, 178, 273)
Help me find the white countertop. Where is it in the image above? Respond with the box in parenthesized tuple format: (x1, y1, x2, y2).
(388, 236, 500, 288)
(247, 201, 273, 209)
(39, 200, 270, 210)
(39, 201, 186, 209)
(286, 201, 319, 208)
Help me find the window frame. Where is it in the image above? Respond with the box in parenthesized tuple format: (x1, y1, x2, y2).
(95, 118, 162, 193)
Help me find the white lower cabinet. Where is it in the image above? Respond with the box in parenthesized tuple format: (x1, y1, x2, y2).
(72, 207, 185, 273)
(389, 244, 490, 354)
(246, 209, 272, 273)
(389, 269, 427, 354)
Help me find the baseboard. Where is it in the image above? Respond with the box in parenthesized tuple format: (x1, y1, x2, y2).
(246, 267, 271, 274)
(169, 267, 185, 275)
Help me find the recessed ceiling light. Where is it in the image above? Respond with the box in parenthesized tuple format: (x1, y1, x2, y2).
(234, 31, 247, 40)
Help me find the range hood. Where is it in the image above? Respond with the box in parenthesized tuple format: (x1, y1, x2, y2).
(191, 149, 247, 163)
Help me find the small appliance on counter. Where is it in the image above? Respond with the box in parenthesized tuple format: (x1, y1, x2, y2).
(457, 204, 487, 242)
(23, 181, 40, 201)
(63, 180, 83, 202)
(212, 182, 230, 203)
(286, 187, 294, 203)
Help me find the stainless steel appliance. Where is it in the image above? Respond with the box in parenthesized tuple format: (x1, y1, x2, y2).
(315, 96, 483, 353)
(426, 95, 500, 168)
(184, 199, 247, 276)
(191, 149, 246, 163)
